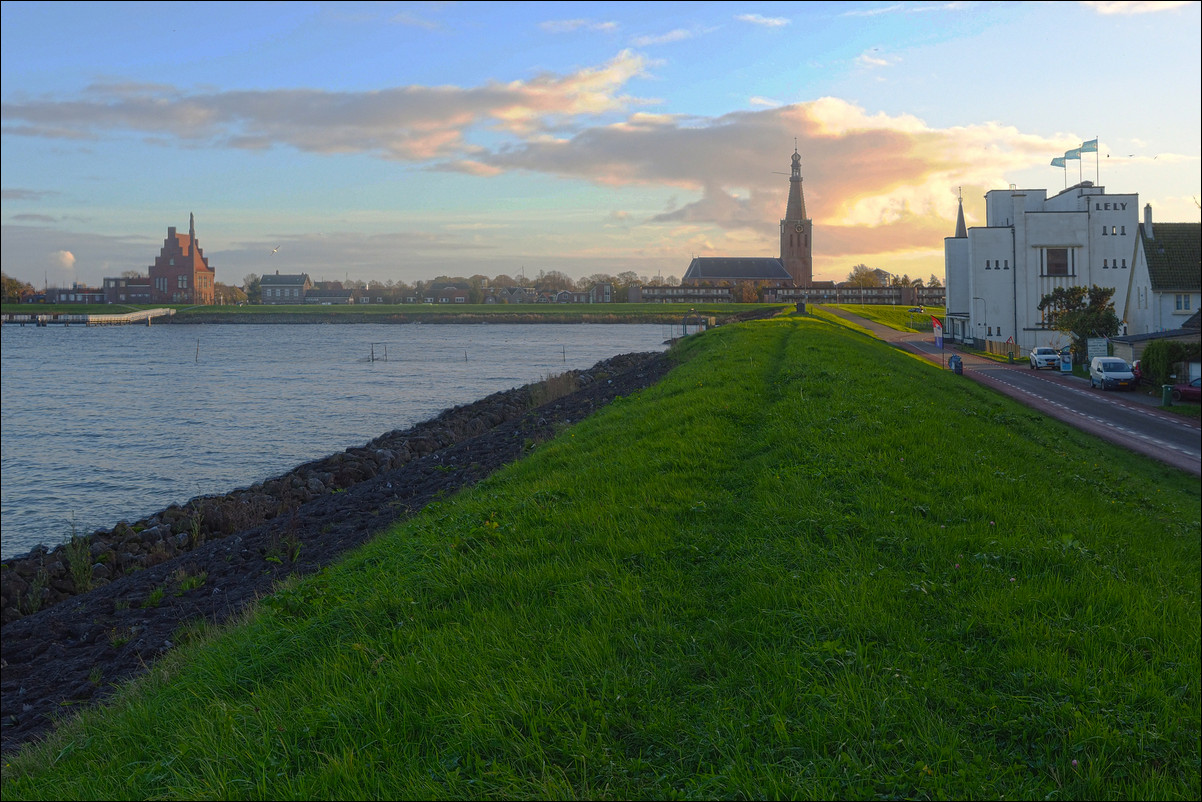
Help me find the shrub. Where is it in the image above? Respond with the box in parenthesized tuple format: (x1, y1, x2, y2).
(1141, 339, 1201, 386)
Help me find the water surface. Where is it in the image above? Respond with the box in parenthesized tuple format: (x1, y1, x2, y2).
(1, 322, 670, 559)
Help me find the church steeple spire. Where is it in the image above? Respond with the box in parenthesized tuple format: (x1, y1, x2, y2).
(954, 188, 967, 238)
(785, 147, 806, 222)
(780, 144, 813, 287)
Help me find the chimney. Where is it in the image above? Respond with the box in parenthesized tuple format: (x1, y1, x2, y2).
(1144, 203, 1153, 239)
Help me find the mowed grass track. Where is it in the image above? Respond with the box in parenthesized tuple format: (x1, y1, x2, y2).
(4, 315, 1198, 800)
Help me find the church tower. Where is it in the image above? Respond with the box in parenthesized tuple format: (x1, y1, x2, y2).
(779, 147, 813, 286)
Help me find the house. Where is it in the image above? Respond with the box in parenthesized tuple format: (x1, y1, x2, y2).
(260, 271, 313, 304)
(629, 285, 734, 303)
(944, 182, 1140, 354)
(45, 283, 106, 304)
(103, 275, 153, 304)
(1122, 207, 1200, 336)
(433, 286, 469, 304)
(304, 288, 354, 305)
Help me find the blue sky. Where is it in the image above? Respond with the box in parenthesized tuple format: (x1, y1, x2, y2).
(2, 1, 1199, 289)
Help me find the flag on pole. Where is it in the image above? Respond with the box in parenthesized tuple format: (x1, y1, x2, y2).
(1064, 148, 1082, 160)
(1051, 156, 1066, 168)
(1080, 138, 1098, 153)
(932, 316, 943, 349)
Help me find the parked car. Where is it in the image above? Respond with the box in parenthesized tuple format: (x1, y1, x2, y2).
(1089, 357, 1136, 390)
(1029, 346, 1059, 370)
(1171, 377, 1202, 403)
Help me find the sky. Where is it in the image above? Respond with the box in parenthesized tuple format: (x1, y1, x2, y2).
(2, 1, 1199, 290)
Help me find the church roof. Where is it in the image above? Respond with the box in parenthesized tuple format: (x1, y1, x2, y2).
(683, 257, 793, 282)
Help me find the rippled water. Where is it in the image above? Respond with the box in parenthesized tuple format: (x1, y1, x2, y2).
(0, 322, 670, 559)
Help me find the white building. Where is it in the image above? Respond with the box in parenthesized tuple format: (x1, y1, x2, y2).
(944, 181, 1141, 354)
(1122, 206, 1201, 336)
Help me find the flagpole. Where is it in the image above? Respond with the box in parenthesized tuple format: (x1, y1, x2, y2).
(1095, 136, 1099, 185)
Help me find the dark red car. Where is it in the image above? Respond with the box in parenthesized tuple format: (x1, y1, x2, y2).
(1171, 377, 1201, 403)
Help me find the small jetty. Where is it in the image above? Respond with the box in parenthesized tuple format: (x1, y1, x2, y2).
(1, 308, 177, 327)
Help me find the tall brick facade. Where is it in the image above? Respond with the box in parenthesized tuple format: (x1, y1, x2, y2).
(149, 213, 215, 305)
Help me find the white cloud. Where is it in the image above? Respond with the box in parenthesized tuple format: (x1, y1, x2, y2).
(735, 14, 790, 27)
(749, 96, 783, 108)
(540, 19, 619, 33)
(1, 51, 655, 159)
(53, 250, 76, 270)
(631, 29, 694, 46)
(856, 51, 893, 68)
(1082, 1, 1193, 14)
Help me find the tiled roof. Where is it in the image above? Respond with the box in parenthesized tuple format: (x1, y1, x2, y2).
(1142, 222, 1201, 292)
(261, 273, 311, 286)
(683, 257, 792, 282)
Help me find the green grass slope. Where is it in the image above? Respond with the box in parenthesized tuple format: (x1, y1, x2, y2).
(4, 314, 1198, 800)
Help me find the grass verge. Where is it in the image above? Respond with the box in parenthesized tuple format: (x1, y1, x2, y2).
(3, 315, 1198, 800)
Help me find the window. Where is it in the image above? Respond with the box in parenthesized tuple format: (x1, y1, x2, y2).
(1004, 259, 1009, 270)
(1121, 226, 1126, 235)
(1122, 259, 1127, 268)
(1102, 226, 1108, 236)
(1111, 226, 1117, 235)
(1177, 294, 1193, 311)
(1045, 248, 1069, 276)
(1103, 260, 1109, 269)
(177, 275, 188, 289)
(985, 260, 991, 270)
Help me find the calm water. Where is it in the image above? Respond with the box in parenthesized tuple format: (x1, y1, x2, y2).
(0, 322, 670, 559)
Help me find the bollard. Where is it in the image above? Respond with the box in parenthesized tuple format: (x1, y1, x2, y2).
(1162, 384, 1173, 406)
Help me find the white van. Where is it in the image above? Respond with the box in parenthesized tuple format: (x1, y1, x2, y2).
(1089, 357, 1136, 391)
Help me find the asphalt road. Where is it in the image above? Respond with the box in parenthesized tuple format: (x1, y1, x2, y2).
(821, 307, 1202, 476)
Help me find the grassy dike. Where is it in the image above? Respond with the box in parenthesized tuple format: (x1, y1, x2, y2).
(3, 313, 1199, 800)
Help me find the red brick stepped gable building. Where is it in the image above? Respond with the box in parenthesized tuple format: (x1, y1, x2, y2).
(103, 213, 215, 305)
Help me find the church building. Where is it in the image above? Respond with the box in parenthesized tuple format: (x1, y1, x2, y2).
(681, 146, 815, 288)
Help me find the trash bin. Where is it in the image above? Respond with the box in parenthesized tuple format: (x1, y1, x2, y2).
(1162, 384, 1174, 406)
(949, 355, 963, 375)
(1007, 351, 1015, 364)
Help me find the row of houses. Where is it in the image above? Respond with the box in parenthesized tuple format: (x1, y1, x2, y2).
(257, 273, 616, 305)
(629, 281, 945, 306)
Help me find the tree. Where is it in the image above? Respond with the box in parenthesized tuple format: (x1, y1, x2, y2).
(1037, 284, 1120, 364)
(537, 270, 575, 292)
(243, 273, 261, 304)
(928, 274, 943, 288)
(1, 271, 34, 302)
(121, 270, 142, 279)
(213, 282, 247, 305)
(846, 264, 881, 287)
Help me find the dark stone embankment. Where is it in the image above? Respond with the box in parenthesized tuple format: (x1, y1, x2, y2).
(0, 350, 675, 755)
